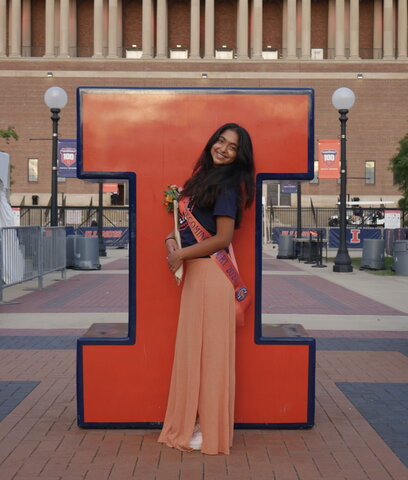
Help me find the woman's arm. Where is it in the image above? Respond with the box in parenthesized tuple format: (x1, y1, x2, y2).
(167, 216, 234, 273)
(165, 230, 178, 254)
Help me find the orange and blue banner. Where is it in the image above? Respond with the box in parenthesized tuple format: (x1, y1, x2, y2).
(318, 139, 340, 179)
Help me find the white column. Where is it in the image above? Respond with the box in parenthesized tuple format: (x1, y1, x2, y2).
(21, 0, 30, 57)
(0, 0, 6, 57)
(93, 0, 104, 57)
(383, 0, 394, 59)
(335, 0, 346, 59)
(251, 0, 262, 59)
(156, 0, 168, 58)
(237, 0, 249, 59)
(204, 0, 215, 59)
(349, 0, 359, 59)
(286, 0, 297, 59)
(301, 0, 311, 59)
(44, 0, 55, 57)
(398, 0, 408, 59)
(282, 0, 287, 54)
(190, 0, 200, 58)
(142, 0, 154, 58)
(10, 0, 21, 57)
(373, 0, 382, 59)
(59, 0, 70, 57)
(108, 0, 118, 57)
(69, 0, 77, 57)
(117, 0, 123, 57)
(327, 0, 335, 59)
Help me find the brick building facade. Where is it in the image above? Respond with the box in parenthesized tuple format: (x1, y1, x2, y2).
(0, 0, 407, 207)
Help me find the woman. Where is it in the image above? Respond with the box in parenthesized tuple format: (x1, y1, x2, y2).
(158, 123, 255, 455)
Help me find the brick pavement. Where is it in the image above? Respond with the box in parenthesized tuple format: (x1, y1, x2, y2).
(0, 252, 407, 479)
(262, 275, 406, 315)
(0, 274, 128, 313)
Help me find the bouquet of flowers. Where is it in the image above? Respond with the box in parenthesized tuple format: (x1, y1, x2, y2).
(164, 184, 182, 212)
(163, 184, 183, 285)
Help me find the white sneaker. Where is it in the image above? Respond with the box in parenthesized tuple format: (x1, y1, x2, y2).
(188, 427, 202, 450)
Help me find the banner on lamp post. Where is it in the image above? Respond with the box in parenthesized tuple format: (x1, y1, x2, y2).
(318, 139, 340, 179)
(58, 139, 77, 178)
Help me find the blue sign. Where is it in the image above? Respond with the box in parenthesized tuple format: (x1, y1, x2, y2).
(281, 183, 298, 194)
(76, 227, 129, 247)
(329, 228, 382, 248)
(58, 138, 77, 178)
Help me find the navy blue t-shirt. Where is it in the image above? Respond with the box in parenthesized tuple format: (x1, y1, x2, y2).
(179, 187, 238, 248)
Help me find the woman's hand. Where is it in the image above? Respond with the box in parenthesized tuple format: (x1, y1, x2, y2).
(167, 249, 183, 273)
(165, 238, 178, 255)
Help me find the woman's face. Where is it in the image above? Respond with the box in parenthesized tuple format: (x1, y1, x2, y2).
(210, 129, 239, 166)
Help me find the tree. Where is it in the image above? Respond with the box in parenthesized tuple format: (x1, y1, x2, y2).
(390, 132, 408, 224)
(0, 126, 19, 145)
(0, 127, 19, 186)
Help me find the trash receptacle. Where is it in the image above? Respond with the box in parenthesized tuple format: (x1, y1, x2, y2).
(74, 236, 100, 270)
(66, 235, 76, 268)
(277, 235, 295, 259)
(360, 238, 385, 270)
(393, 240, 408, 275)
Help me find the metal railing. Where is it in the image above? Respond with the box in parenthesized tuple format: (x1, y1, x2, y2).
(0, 226, 66, 302)
(16, 206, 128, 228)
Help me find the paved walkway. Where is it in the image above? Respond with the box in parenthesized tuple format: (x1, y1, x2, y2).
(0, 247, 407, 479)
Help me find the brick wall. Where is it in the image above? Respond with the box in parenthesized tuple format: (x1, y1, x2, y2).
(263, 0, 283, 51)
(169, 0, 190, 50)
(31, 0, 45, 57)
(1, 58, 406, 206)
(123, 0, 143, 51)
(215, 0, 237, 51)
(77, 0, 93, 57)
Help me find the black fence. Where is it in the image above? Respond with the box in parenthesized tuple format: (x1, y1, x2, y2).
(15, 206, 128, 228)
(14, 206, 404, 230)
(266, 207, 404, 229)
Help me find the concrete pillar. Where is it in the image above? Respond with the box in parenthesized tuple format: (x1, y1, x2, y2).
(190, 0, 200, 58)
(398, 0, 408, 59)
(21, 0, 30, 56)
(250, 0, 263, 59)
(282, 0, 287, 54)
(383, 0, 394, 59)
(204, 0, 215, 59)
(156, 0, 168, 58)
(108, 0, 118, 57)
(335, 0, 346, 59)
(373, 0, 382, 59)
(142, 0, 154, 58)
(349, 0, 360, 59)
(301, 0, 311, 59)
(59, 0, 70, 57)
(93, 0, 104, 57)
(237, 0, 249, 59)
(327, 0, 335, 59)
(10, 0, 21, 57)
(69, 0, 77, 57)
(44, 0, 55, 57)
(117, 0, 123, 58)
(0, 0, 6, 57)
(286, 0, 297, 59)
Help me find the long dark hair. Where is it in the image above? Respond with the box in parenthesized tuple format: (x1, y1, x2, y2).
(181, 123, 255, 227)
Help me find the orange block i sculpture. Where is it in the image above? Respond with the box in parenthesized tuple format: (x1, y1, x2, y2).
(76, 88, 316, 428)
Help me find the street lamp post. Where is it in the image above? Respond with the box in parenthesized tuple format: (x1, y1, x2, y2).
(332, 87, 355, 273)
(44, 87, 68, 227)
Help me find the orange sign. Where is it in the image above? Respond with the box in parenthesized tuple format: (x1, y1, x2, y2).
(77, 88, 316, 428)
(318, 139, 340, 179)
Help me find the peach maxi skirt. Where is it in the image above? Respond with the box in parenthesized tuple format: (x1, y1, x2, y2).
(158, 258, 236, 455)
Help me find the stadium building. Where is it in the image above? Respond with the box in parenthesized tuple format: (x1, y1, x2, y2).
(0, 0, 407, 209)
